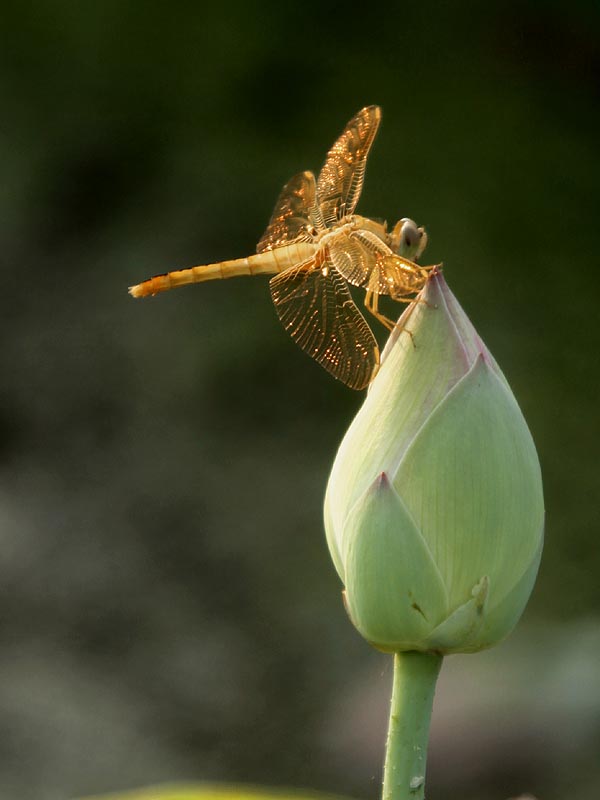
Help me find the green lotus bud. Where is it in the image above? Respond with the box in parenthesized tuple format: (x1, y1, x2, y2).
(324, 271, 544, 654)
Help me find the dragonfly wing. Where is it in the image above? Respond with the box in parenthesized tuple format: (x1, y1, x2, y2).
(332, 228, 427, 298)
(327, 231, 378, 288)
(316, 106, 381, 226)
(269, 256, 379, 390)
(257, 171, 324, 254)
(327, 228, 392, 289)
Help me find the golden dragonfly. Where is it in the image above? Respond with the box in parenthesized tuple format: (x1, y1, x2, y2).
(129, 105, 436, 390)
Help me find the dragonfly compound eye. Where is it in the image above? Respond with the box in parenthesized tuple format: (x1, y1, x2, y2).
(400, 219, 421, 250)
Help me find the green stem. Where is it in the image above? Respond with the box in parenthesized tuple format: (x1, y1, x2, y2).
(382, 651, 443, 800)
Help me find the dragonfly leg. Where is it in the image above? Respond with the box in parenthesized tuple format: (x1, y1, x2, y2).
(364, 286, 396, 331)
(390, 288, 434, 309)
(378, 288, 419, 348)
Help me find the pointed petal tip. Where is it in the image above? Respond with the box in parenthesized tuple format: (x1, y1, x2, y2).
(420, 266, 446, 304)
(375, 471, 392, 490)
(472, 349, 496, 372)
(362, 471, 399, 503)
(425, 265, 448, 297)
(423, 269, 496, 366)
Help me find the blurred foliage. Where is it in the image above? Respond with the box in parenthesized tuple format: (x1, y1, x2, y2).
(0, 1, 598, 800)
(81, 784, 352, 800)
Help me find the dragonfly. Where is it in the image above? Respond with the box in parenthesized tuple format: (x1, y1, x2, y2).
(129, 105, 436, 390)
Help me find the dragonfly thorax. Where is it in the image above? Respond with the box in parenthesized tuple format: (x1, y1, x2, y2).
(313, 219, 359, 247)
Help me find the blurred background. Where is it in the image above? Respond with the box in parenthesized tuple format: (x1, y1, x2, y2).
(1, 1, 599, 799)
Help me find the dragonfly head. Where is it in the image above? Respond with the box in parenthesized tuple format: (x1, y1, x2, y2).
(391, 218, 428, 262)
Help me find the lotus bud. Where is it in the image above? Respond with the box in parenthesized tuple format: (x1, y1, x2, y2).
(324, 271, 544, 654)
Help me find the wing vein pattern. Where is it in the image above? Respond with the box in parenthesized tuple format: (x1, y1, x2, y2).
(269, 255, 379, 390)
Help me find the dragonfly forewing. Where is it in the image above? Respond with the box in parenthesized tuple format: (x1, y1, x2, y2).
(316, 105, 381, 226)
(257, 171, 324, 254)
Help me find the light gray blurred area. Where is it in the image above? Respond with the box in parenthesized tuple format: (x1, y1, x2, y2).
(321, 623, 600, 798)
(0, 606, 598, 798)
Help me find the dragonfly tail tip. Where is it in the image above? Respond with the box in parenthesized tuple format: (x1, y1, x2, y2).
(128, 284, 144, 298)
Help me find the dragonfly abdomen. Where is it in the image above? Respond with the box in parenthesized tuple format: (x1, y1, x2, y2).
(128, 242, 315, 298)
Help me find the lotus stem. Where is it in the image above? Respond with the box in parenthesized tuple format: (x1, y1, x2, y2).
(382, 651, 443, 800)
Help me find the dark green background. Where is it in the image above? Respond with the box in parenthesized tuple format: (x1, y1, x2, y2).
(1, 2, 598, 799)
